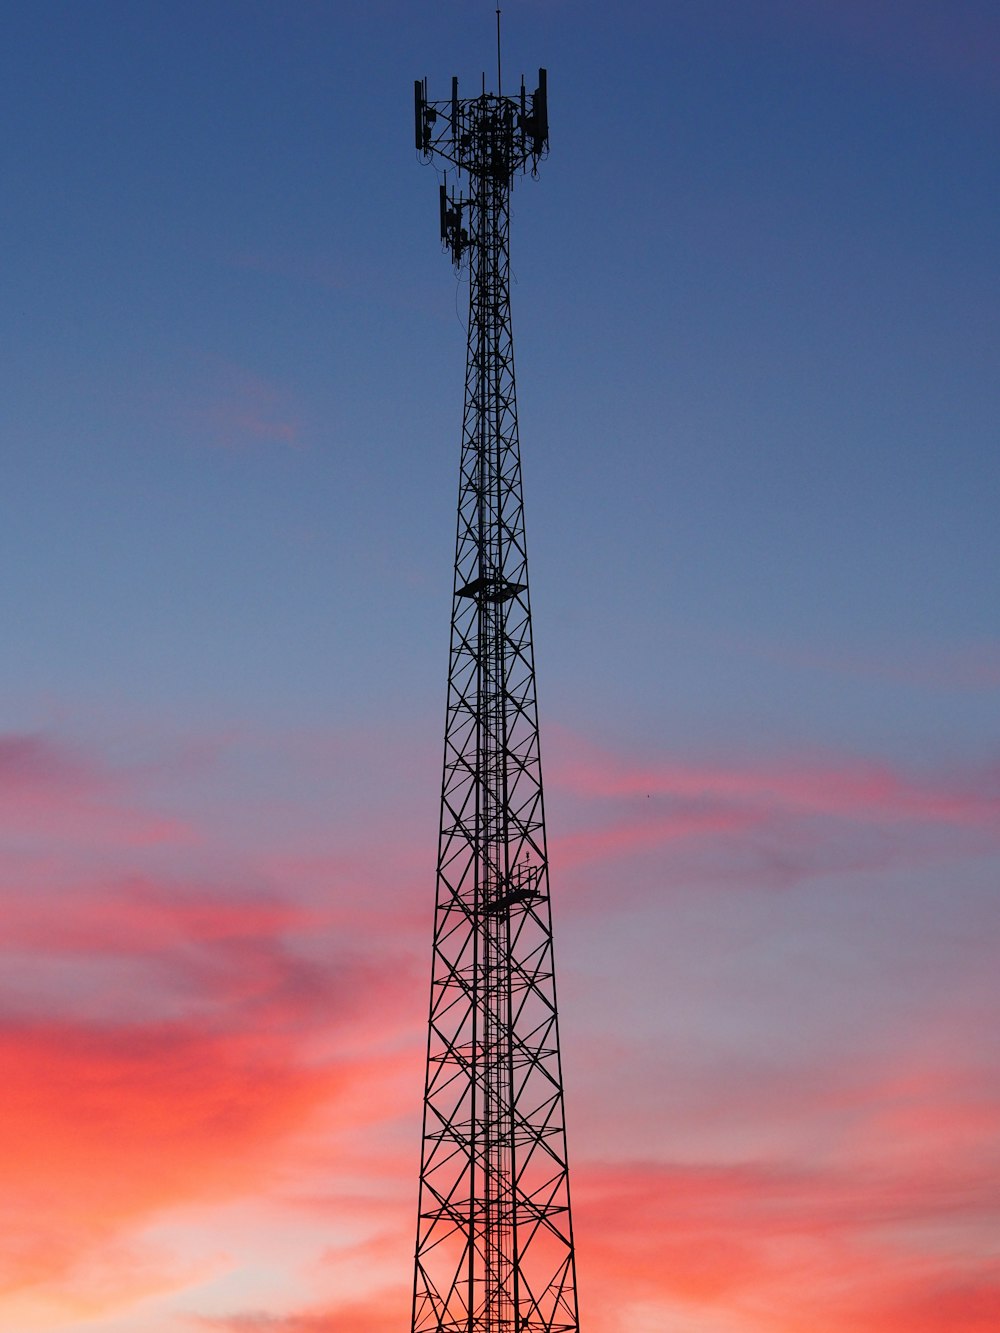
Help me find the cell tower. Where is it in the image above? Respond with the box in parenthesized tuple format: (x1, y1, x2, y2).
(409, 41, 580, 1333)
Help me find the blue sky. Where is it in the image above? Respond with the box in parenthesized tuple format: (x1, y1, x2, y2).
(4, 0, 996, 744)
(1, 4, 998, 1331)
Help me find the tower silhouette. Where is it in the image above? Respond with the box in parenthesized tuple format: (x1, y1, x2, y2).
(410, 58, 580, 1333)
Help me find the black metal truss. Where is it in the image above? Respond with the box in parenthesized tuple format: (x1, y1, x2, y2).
(410, 72, 579, 1333)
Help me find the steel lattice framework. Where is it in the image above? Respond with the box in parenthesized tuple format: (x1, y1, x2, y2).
(410, 64, 580, 1333)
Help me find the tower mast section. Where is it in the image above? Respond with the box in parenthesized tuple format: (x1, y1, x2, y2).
(411, 60, 579, 1333)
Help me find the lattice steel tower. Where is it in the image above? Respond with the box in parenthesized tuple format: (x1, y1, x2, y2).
(410, 50, 580, 1333)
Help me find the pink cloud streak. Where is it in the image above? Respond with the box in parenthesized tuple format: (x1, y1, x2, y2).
(0, 733, 190, 849)
(0, 719, 995, 1330)
(550, 734, 999, 828)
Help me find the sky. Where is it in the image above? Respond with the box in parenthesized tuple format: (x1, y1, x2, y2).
(1, 1, 998, 1330)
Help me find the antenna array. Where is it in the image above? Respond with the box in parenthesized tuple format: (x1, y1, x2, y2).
(409, 57, 579, 1333)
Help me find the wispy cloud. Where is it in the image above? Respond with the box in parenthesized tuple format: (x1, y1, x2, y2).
(0, 732, 191, 853)
(189, 1294, 407, 1333)
(226, 248, 450, 322)
(0, 894, 415, 1322)
(575, 1109, 1000, 1327)
(0, 724, 420, 1324)
(551, 732, 1000, 823)
(2, 718, 996, 1330)
(201, 369, 302, 450)
(545, 728, 1000, 895)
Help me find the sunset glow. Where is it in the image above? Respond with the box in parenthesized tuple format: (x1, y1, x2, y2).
(3, 2, 998, 1330)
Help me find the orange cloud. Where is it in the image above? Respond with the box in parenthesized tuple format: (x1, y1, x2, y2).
(0, 986, 418, 1330)
(0, 820, 418, 1325)
(1, 1015, 342, 1265)
(2, 722, 996, 1331)
(572, 1147, 1000, 1332)
(191, 1291, 408, 1333)
(844, 1277, 1000, 1333)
